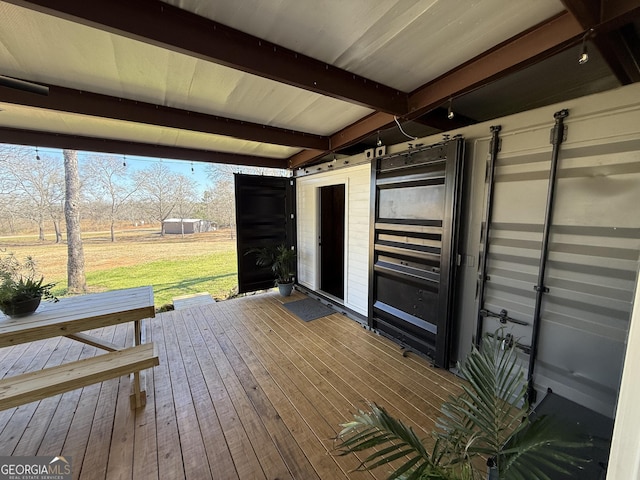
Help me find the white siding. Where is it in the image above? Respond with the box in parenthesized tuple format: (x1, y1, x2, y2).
(296, 163, 371, 315)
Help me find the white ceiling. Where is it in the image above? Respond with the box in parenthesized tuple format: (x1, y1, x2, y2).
(0, 0, 634, 166)
(167, 0, 564, 91)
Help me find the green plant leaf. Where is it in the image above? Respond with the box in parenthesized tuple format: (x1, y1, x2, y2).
(338, 330, 590, 480)
(335, 403, 439, 478)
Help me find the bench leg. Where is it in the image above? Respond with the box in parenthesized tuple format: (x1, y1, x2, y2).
(135, 319, 142, 346)
(130, 319, 147, 408)
(130, 371, 147, 409)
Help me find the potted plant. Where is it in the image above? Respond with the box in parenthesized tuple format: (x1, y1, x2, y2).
(249, 244, 296, 296)
(0, 253, 58, 317)
(335, 330, 587, 480)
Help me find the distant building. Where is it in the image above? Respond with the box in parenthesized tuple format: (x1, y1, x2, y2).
(162, 218, 216, 234)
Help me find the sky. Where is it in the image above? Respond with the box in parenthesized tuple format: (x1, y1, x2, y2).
(6, 143, 288, 197)
(25, 146, 215, 196)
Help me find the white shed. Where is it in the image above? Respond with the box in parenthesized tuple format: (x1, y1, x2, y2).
(162, 218, 212, 234)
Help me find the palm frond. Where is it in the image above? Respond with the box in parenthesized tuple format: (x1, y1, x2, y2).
(337, 331, 589, 480)
(335, 403, 448, 479)
(437, 331, 588, 478)
(438, 332, 530, 464)
(499, 414, 590, 480)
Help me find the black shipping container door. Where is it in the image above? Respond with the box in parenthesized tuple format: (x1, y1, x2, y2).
(369, 138, 464, 367)
(235, 174, 296, 294)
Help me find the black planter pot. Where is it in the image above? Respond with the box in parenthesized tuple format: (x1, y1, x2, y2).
(0, 296, 42, 317)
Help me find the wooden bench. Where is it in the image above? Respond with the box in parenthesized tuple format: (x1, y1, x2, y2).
(0, 343, 159, 411)
(0, 286, 157, 409)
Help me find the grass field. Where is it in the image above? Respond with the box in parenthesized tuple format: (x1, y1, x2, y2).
(0, 228, 239, 308)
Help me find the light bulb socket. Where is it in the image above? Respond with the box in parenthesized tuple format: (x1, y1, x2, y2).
(447, 98, 454, 120)
(578, 29, 593, 65)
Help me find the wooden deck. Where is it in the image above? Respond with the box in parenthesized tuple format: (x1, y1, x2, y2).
(0, 291, 461, 479)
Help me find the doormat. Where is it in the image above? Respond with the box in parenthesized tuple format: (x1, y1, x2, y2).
(283, 298, 334, 322)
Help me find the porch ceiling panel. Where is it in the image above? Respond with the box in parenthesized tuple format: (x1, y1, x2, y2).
(0, 1, 372, 135)
(0, 0, 638, 167)
(168, 0, 565, 92)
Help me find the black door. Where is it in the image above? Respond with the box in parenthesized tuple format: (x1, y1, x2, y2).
(320, 184, 345, 299)
(369, 138, 464, 367)
(235, 174, 296, 293)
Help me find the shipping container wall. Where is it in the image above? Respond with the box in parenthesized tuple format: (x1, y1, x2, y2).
(453, 83, 640, 417)
(294, 83, 640, 418)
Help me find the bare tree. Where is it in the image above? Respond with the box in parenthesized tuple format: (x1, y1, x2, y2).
(83, 155, 141, 241)
(203, 180, 236, 238)
(205, 163, 287, 183)
(51, 195, 65, 243)
(135, 162, 199, 235)
(172, 174, 200, 238)
(0, 145, 64, 240)
(64, 150, 87, 294)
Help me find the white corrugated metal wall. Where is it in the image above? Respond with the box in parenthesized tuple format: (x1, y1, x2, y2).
(454, 83, 640, 417)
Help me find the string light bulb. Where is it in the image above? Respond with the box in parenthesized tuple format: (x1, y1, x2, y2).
(123, 155, 127, 167)
(35, 147, 40, 160)
(578, 29, 594, 65)
(447, 98, 455, 120)
(376, 131, 382, 147)
(579, 40, 589, 64)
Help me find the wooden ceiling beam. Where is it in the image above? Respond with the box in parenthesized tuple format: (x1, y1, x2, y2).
(288, 112, 394, 168)
(0, 82, 328, 150)
(593, 27, 640, 84)
(561, 0, 640, 29)
(6, 0, 408, 115)
(559, 0, 600, 27)
(0, 127, 287, 168)
(602, 0, 640, 28)
(562, 0, 640, 84)
(407, 12, 583, 118)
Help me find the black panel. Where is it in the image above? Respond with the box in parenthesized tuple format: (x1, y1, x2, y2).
(369, 139, 464, 367)
(235, 174, 295, 293)
(532, 391, 613, 479)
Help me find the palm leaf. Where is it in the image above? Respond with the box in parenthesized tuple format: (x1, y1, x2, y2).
(499, 414, 589, 480)
(438, 333, 529, 457)
(437, 331, 588, 478)
(335, 403, 447, 479)
(337, 331, 589, 480)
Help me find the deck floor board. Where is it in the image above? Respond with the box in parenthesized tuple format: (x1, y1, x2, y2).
(0, 291, 461, 479)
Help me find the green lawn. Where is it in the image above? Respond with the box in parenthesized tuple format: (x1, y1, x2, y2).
(4, 229, 241, 309)
(51, 251, 238, 307)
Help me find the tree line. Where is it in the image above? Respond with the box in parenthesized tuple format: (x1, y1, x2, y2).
(0, 144, 285, 241)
